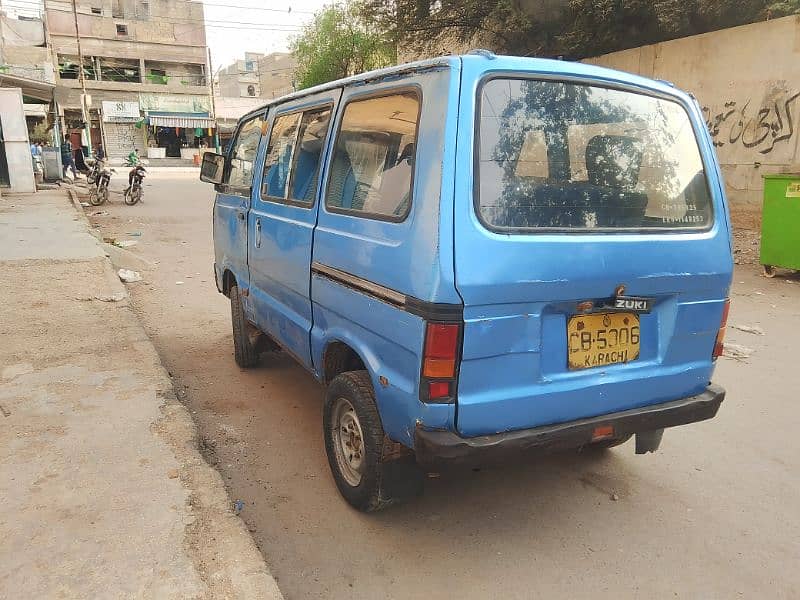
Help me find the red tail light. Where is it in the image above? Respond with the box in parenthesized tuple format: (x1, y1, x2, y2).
(712, 299, 730, 360)
(423, 323, 459, 378)
(421, 322, 461, 403)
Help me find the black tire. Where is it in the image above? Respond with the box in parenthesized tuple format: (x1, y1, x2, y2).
(230, 284, 258, 368)
(324, 371, 423, 512)
(124, 185, 140, 206)
(88, 187, 105, 206)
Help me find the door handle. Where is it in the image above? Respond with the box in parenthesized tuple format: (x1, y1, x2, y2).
(237, 212, 245, 220)
(255, 218, 261, 248)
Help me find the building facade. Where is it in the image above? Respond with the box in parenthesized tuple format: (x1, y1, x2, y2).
(45, 0, 213, 159)
(217, 51, 262, 98)
(256, 52, 294, 99)
(216, 51, 295, 100)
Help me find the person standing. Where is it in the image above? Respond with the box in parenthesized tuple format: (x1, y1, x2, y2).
(61, 136, 77, 179)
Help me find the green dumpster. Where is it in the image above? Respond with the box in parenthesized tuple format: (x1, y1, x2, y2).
(760, 173, 800, 277)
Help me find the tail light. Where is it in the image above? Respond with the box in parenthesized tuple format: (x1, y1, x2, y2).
(421, 322, 461, 403)
(712, 298, 730, 360)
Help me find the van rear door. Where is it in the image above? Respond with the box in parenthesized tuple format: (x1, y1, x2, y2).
(453, 65, 732, 437)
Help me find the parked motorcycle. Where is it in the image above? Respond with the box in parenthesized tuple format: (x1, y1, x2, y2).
(124, 163, 147, 206)
(88, 160, 115, 206)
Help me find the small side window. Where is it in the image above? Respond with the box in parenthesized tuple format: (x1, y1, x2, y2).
(325, 91, 419, 220)
(225, 114, 265, 191)
(261, 105, 332, 206)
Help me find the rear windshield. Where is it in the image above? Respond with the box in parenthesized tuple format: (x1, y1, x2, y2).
(477, 78, 713, 232)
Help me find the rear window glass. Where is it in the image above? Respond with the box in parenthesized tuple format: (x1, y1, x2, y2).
(477, 78, 713, 231)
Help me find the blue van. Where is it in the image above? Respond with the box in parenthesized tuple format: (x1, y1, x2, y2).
(200, 53, 732, 511)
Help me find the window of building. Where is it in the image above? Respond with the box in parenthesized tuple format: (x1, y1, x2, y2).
(139, 1, 149, 17)
(261, 106, 332, 206)
(116, 23, 128, 36)
(226, 114, 265, 191)
(147, 69, 167, 84)
(325, 91, 419, 220)
(245, 60, 255, 72)
(112, 0, 124, 18)
(91, 7, 102, 15)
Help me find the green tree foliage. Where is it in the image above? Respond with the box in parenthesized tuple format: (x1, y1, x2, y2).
(290, 2, 396, 89)
(359, 0, 797, 59)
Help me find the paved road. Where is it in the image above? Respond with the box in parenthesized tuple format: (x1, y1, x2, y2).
(90, 173, 800, 599)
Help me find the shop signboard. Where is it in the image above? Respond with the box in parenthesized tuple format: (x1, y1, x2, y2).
(102, 101, 140, 123)
(138, 93, 211, 114)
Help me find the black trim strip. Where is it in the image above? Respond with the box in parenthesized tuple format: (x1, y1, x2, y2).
(311, 261, 463, 322)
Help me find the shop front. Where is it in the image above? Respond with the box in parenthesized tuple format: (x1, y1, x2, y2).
(139, 93, 216, 160)
(101, 100, 145, 160)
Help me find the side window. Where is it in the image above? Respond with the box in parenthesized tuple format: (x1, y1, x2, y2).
(325, 91, 419, 220)
(226, 114, 264, 190)
(261, 106, 333, 206)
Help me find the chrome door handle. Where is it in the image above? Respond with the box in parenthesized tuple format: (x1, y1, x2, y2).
(255, 218, 261, 248)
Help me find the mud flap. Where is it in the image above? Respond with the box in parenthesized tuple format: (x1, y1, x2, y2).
(635, 428, 664, 454)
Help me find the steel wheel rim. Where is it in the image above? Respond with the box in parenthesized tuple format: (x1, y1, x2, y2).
(331, 397, 365, 487)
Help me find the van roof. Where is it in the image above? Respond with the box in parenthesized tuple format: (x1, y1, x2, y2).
(239, 53, 692, 119)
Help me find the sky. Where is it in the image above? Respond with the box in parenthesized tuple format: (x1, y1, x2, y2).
(201, 0, 329, 71)
(0, 0, 328, 71)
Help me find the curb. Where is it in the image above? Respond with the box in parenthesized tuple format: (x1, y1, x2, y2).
(63, 189, 284, 599)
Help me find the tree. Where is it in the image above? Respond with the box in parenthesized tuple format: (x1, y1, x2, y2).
(290, 2, 396, 90)
(359, 0, 793, 60)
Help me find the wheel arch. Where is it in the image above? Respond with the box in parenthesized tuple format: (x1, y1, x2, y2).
(321, 339, 368, 385)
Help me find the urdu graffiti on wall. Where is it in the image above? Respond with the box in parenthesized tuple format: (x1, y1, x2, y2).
(702, 89, 800, 155)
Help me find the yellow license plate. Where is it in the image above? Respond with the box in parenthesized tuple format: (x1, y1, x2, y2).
(567, 312, 640, 370)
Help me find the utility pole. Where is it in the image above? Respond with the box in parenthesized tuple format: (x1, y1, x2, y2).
(207, 46, 220, 153)
(70, 0, 92, 154)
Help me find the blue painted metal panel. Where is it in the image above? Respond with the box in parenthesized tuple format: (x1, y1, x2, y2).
(212, 109, 267, 301)
(310, 276, 454, 445)
(311, 64, 461, 444)
(453, 55, 734, 437)
(248, 90, 342, 369)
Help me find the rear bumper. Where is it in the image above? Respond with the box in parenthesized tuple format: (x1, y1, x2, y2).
(414, 384, 725, 465)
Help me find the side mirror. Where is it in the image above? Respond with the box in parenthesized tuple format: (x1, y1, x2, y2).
(200, 152, 225, 185)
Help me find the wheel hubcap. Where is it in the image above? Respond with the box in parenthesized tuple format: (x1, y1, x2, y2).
(331, 398, 364, 487)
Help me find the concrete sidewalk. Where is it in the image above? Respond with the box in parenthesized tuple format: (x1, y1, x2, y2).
(0, 190, 282, 599)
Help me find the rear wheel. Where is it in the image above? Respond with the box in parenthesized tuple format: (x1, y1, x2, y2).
(763, 264, 776, 278)
(324, 371, 423, 512)
(230, 284, 258, 368)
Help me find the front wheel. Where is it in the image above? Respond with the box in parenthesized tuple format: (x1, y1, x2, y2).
(124, 185, 140, 205)
(229, 284, 258, 368)
(324, 371, 423, 512)
(88, 186, 105, 206)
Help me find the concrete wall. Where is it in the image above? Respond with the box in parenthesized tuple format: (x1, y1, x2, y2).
(585, 15, 800, 211)
(0, 88, 36, 193)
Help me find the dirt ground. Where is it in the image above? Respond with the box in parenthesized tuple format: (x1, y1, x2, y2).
(87, 173, 800, 599)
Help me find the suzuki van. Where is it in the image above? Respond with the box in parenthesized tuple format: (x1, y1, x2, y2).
(200, 53, 732, 511)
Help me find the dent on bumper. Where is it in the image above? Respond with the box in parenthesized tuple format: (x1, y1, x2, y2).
(414, 384, 725, 465)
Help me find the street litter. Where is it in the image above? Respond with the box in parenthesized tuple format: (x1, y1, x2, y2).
(731, 324, 765, 335)
(113, 240, 138, 248)
(233, 499, 244, 514)
(175, 281, 184, 285)
(80, 202, 90, 207)
(126, 231, 142, 236)
(93, 210, 109, 216)
(723, 343, 754, 360)
(117, 268, 142, 283)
